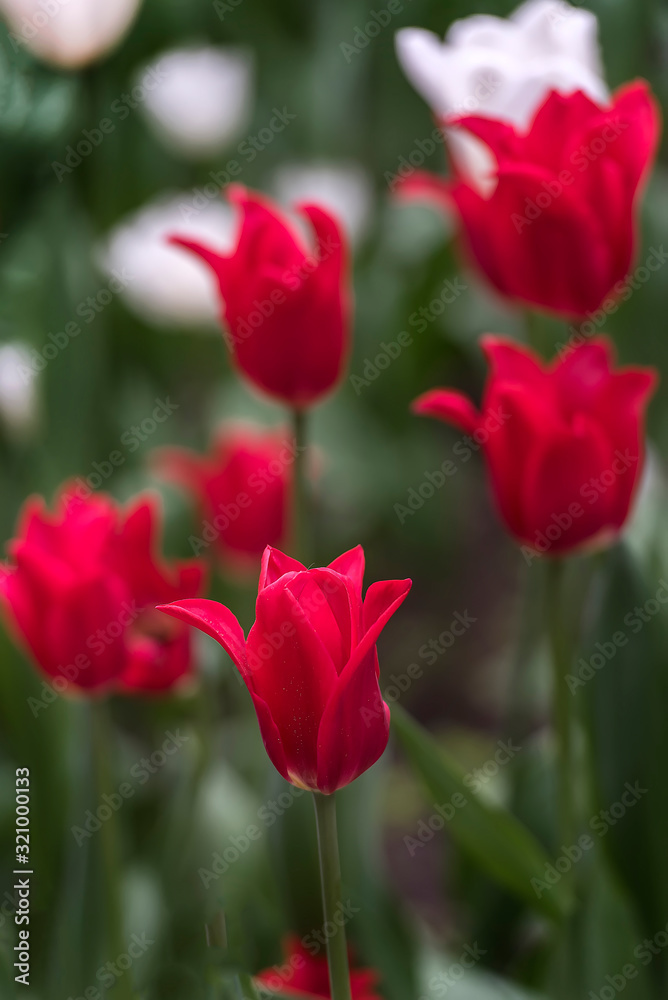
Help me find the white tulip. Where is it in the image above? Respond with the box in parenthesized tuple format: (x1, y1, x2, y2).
(139, 46, 254, 159)
(271, 162, 374, 246)
(396, 0, 608, 191)
(0, 0, 142, 69)
(97, 193, 237, 330)
(0, 342, 37, 437)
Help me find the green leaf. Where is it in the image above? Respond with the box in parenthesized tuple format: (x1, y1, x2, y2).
(392, 704, 572, 922)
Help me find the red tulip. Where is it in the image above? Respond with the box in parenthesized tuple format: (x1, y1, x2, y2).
(400, 82, 660, 318)
(255, 936, 382, 999)
(412, 336, 656, 557)
(169, 185, 350, 408)
(0, 485, 205, 694)
(153, 424, 292, 569)
(158, 545, 411, 793)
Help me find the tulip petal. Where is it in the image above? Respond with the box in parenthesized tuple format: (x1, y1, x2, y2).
(248, 584, 339, 789)
(447, 113, 521, 167)
(362, 578, 412, 638)
(157, 597, 248, 677)
(520, 414, 615, 553)
(452, 163, 610, 316)
(247, 688, 291, 783)
(316, 647, 389, 795)
(46, 575, 129, 690)
(228, 184, 306, 268)
(593, 367, 657, 528)
(482, 381, 558, 539)
(316, 579, 411, 793)
(328, 544, 365, 594)
(168, 235, 232, 290)
(481, 335, 545, 388)
(258, 546, 305, 591)
(299, 203, 347, 296)
(412, 389, 479, 434)
(523, 88, 603, 170)
(552, 337, 615, 416)
(288, 568, 360, 671)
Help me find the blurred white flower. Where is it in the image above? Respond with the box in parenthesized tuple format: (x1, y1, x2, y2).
(396, 0, 608, 191)
(97, 193, 237, 330)
(271, 162, 374, 246)
(0, 342, 37, 437)
(396, 0, 607, 125)
(139, 46, 254, 159)
(0, 0, 142, 69)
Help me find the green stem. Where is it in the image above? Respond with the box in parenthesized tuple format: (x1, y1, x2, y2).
(91, 700, 132, 999)
(546, 559, 580, 996)
(292, 408, 310, 565)
(312, 793, 352, 1000)
(546, 559, 575, 860)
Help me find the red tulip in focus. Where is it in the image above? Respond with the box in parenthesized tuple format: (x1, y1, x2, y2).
(255, 937, 382, 999)
(413, 336, 656, 557)
(158, 545, 411, 793)
(401, 82, 659, 318)
(153, 424, 291, 568)
(169, 185, 350, 408)
(0, 485, 205, 695)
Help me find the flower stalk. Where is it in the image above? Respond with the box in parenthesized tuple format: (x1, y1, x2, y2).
(312, 792, 353, 1000)
(91, 700, 133, 1000)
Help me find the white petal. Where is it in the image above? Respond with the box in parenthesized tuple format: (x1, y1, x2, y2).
(396, 0, 607, 133)
(97, 193, 238, 330)
(395, 28, 455, 115)
(139, 46, 254, 159)
(0, 0, 142, 69)
(0, 342, 38, 436)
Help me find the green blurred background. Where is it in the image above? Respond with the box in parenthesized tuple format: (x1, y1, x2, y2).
(1, 0, 668, 997)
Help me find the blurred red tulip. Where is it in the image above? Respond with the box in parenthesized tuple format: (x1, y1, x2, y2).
(413, 336, 657, 556)
(255, 936, 382, 999)
(153, 424, 292, 569)
(401, 82, 660, 318)
(0, 486, 205, 694)
(158, 545, 411, 793)
(169, 184, 350, 408)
